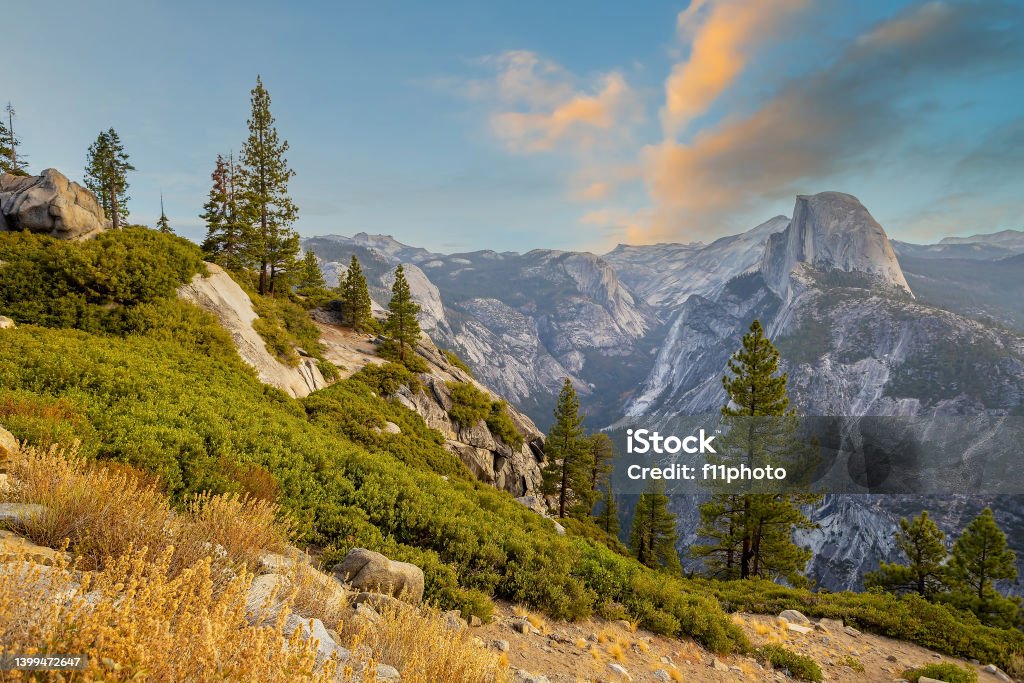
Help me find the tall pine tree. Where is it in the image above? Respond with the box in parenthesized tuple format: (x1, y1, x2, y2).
(630, 482, 681, 572)
(540, 379, 589, 519)
(382, 264, 421, 364)
(239, 75, 299, 295)
(201, 153, 250, 271)
(945, 508, 1020, 627)
(865, 511, 948, 599)
(691, 319, 819, 584)
(85, 128, 134, 229)
(341, 255, 374, 332)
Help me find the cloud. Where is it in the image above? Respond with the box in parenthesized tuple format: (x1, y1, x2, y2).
(468, 51, 642, 155)
(662, 0, 810, 136)
(638, 0, 1024, 241)
(573, 181, 613, 202)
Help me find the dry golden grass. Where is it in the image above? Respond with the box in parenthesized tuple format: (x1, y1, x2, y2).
(512, 604, 529, 618)
(3, 445, 289, 587)
(574, 637, 587, 649)
(348, 599, 510, 683)
(607, 642, 625, 661)
(285, 551, 351, 630)
(597, 628, 611, 644)
(668, 667, 685, 682)
(526, 612, 546, 632)
(0, 548, 333, 682)
(636, 639, 650, 653)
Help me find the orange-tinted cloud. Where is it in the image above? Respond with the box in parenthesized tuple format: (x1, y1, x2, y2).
(662, 0, 809, 136)
(469, 51, 641, 155)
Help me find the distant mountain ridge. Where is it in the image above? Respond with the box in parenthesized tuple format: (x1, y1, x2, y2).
(303, 193, 1024, 591)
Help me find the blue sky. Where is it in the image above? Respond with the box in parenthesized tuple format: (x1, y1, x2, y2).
(5, 0, 1023, 252)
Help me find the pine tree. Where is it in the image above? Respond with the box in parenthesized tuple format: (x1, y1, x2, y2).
(382, 264, 421, 364)
(296, 251, 326, 295)
(201, 153, 250, 271)
(341, 255, 374, 332)
(1, 102, 27, 175)
(239, 75, 299, 295)
(691, 319, 819, 584)
(580, 432, 614, 516)
(596, 485, 620, 536)
(155, 193, 173, 234)
(630, 482, 681, 572)
(864, 511, 948, 599)
(84, 128, 134, 229)
(945, 508, 1020, 627)
(540, 379, 589, 519)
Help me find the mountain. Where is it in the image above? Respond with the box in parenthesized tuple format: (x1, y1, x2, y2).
(603, 215, 788, 309)
(761, 192, 912, 300)
(304, 234, 660, 427)
(940, 229, 1024, 250)
(303, 192, 1024, 592)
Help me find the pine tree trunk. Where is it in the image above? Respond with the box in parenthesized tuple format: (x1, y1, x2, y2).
(109, 180, 119, 230)
(740, 497, 752, 579)
(558, 458, 568, 518)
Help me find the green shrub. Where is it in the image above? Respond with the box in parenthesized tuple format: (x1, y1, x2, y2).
(353, 363, 422, 396)
(755, 645, 823, 682)
(902, 662, 978, 683)
(446, 381, 491, 428)
(486, 401, 525, 450)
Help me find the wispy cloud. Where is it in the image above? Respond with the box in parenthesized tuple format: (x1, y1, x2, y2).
(464, 51, 643, 155)
(662, 0, 809, 136)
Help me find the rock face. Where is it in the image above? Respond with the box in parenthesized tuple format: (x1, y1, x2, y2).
(762, 192, 912, 299)
(332, 548, 424, 603)
(0, 169, 106, 240)
(176, 263, 327, 398)
(314, 311, 546, 497)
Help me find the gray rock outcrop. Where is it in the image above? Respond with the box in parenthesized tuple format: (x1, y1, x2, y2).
(761, 192, 912, 299)
(332, 548, 424, 603)
(176, 263, 327, 398)
(0, 169, 106, 240)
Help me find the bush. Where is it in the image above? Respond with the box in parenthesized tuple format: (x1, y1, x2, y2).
(447, 381, 491, 428)
(486, 401, 525, 450)
(755, 645, 823, 682)
(902, 662, 978, 683)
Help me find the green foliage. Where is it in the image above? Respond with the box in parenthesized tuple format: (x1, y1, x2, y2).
(239, 75, 299, 295)
(84, 127, 134, 228)
(339, 255, 375, 333)
(0, 103, 26, 175)
(381, 264, 421, 365)
(581, 433, 614, 515)
(486, 401, 524, 450)
(865, 511, 948, 599)
(446, 381, 491, 428)
(442, 349, 473, 376)
(700, 577, 1024, 672)
(249, 291, 324, 367)
(0, 229, 204, 335)
(295, 251, 328, 300)
(595, 486, 620, 537)
(755, 645, 823, 682)
(944, 508, 1020, 628)
(353, 363, 421, 396)
(541, 379, 590, 519)
(200, 153, 251, 272)
(444, 382, 524, 449)
(629, 482, 681, 572)
(837, 655, 864, 673)
(902, 662, 978, 683)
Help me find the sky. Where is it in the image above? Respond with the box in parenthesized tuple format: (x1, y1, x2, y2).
(5, 0, 1023, 253)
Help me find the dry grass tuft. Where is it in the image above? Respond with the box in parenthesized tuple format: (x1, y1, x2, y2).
(0, 548, 333, 682)
(607, 642, 625, 661)
(349, 599, 510, 683)
(3, 445, 289, 587)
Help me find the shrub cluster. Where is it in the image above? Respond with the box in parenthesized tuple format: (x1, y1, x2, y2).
(754, 644, 823, 682)
(446, 382, 525, 449)
(902, 662, 978, 683)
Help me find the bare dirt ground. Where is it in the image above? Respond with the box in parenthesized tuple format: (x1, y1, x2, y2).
(475, 601, 1012, 682)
